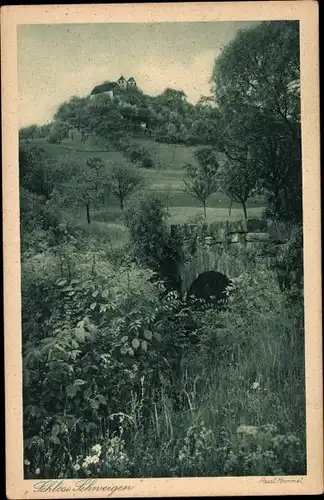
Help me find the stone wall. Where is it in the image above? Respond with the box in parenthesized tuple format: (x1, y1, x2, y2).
(170, 219, 289, 295)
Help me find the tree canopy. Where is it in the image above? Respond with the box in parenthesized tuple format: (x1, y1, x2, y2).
(212, 21, 301, 222)
(184, 147, 220, 218)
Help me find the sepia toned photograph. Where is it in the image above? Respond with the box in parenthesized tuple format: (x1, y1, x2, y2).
(2, 2, 322, 498)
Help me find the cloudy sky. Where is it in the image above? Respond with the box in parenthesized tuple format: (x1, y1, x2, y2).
(18, 21, 258, 128)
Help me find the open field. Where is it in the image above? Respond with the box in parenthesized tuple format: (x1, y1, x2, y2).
(27, 137, 266, 224)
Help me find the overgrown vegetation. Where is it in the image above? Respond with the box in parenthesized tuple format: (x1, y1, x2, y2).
(20, 20, 305, 479)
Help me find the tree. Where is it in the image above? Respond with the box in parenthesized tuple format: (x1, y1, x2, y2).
(124, 192, 183, 293)
(19, 145, 54, 199)
(19, 124, 49, 141)
(183, 147, 220, 218)
(62, 156, 109, 224)
(54, 96, 89, 132)
(48, 121, 70, 144)
(110, 162, 145, 210)
(212, 21, 301, 222)
(218, 157, 258, 219)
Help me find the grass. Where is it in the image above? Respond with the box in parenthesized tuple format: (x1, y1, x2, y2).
(59, 264, 305, 478)
(31, 132, 266, 237)
(167, 206, 264, 224)
(27, 136, 266, 221)
(131, 137, 199, 170)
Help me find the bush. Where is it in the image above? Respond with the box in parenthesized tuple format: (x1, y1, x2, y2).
(23, 258, 167, 478)
(117, 139, 154, 169)
(140, 154, 154, 169)
(124, 192, 183, 293)
(276, 225, 303, 301)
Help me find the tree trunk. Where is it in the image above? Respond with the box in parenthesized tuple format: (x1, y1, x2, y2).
(120, 198, 124, 211)
(203, 202, 207, 219)
(242, 201, 247, 219)
(229, 199, 233, 216)
(86, 202, 91, 224)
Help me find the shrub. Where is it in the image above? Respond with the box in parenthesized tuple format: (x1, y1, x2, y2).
(117, 139, 154, 169)
(141, 154, 154, 169)
(276, 225, 303, 298)
(124, 192, 183, 293)
(23, 259, 167, 478)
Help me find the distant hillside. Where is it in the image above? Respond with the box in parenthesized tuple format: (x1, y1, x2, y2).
(20, 85, 221, 150)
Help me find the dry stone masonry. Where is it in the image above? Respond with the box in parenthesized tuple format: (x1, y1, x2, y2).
(170, 219, 290, 295)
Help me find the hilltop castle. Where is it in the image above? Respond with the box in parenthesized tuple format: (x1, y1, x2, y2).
(90, 75, 137, 99)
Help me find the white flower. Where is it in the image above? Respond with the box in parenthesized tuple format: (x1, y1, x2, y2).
(35, 468, 40, 475)
(82, 456, 93, 468)
(91, 444, 102, 455)
(251, 381, 260, 390)
(73, 463, 81, 471)
(24, 459, 30, 466)
(237, 425, 259, 436)
(91, 455, 99, 464)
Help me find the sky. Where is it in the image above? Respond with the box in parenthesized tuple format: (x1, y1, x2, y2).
(17, 21, 258, 128)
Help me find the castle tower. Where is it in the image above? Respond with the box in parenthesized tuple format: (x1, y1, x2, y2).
(117, 75, 127, 89)
(127, 77, 137, 89)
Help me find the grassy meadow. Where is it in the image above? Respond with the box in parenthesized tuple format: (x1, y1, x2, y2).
(28, 135, 265, 229)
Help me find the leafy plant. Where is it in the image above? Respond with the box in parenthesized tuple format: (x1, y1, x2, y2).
(183, 147, 220, 218)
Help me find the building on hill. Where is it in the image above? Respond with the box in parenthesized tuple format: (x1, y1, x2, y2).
(90, 76, 137, 99)
(117, 75, 127, 89)
(127, 77, 137, 88)
(90, 81, 118, 100)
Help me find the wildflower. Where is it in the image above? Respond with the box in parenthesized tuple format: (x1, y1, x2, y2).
(237, 425, 259, 436)
(82, 456, 93, 468)
(35, 468, 40, 475)
(91, 444, 102, 456)
(262, 424, 278, 434)
(251, 381, 260, 390)
(73, 463, 81, 471)
(91, 455, 99, 464)
(24, 459, 30, 466)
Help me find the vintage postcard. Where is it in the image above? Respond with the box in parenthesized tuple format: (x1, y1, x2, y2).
(2, 1, 323, 498)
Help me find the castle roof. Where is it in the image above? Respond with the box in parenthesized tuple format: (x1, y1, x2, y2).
(128, 77, 136, 82)
(90, 81, 118, 95)
(118, 75, 126, 81)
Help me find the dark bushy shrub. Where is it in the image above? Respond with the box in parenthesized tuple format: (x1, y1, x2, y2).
(116, 139, 154, 169)
(140, 154, 154, 169)
(124, 192, 183, 293)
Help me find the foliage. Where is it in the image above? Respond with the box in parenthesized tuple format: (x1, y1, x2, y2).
(19, 123, 52, 141)
(223, 424, 304, 475)
(62, 156, 110, 223)
(110, 162, 145, 210)
(54, 96, 89, 132)
(116, 139, 155, 169)
(184, 147, 220, 218)
(20, 21, 306, 481)
(19, 145, 54, 198)
(276, 225, 303, 299)
(218, 159, 258, 219)
(71, 434, 133, 478)
(124, 192, 183, 293)
(213, 21, 301, 222)
(48, 121, 70, 144)
(22, 256, 306, 478)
